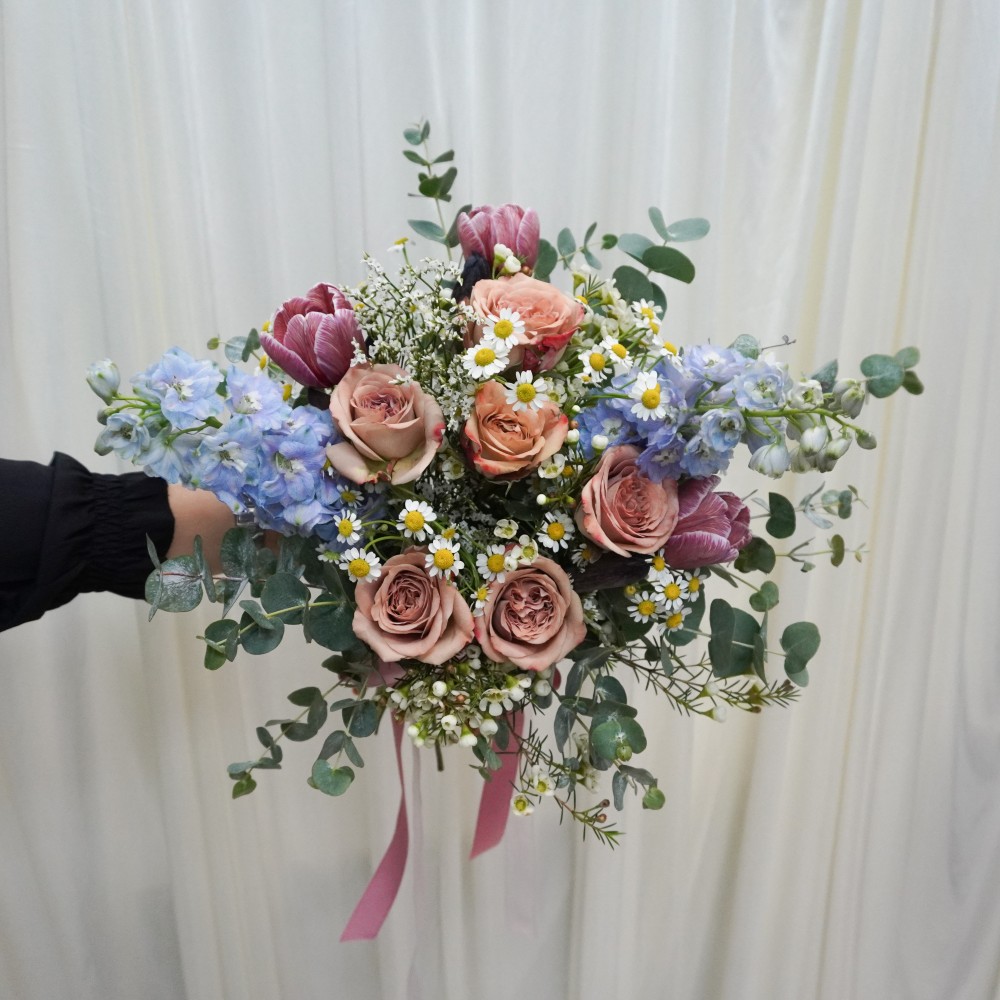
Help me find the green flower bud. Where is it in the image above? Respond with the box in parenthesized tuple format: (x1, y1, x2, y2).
(642, 786, 666, 810)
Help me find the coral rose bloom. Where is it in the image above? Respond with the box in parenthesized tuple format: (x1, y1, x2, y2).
(353, 551, 474, 665)
(327, 364, 445, 485)
(463, 380, 568, 479)
(475, 558, 586, 672)
(468, 273, 584, 371)
(576, 445, 680, 557)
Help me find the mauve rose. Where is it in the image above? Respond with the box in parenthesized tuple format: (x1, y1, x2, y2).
(457, 204, 540, 268)
(468, 274, 584, 371)
(576, 445, 680, 557)
(475, 558, 586, 672)
(260, 283, 364, 389)
(326, 363, 445, 485)
(663, 476, 752, 569)
(463, 380, 568, 480)
(353, 551, 474, 665)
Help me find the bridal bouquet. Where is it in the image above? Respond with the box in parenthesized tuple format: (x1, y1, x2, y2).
(89, 122, 921, 847)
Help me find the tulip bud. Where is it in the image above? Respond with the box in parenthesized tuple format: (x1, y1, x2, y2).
(86, 359, 121, 402)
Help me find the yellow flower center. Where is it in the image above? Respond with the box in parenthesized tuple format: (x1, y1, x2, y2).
(561, 464, 574, 477)
(641, 306, 656, 321)
(664, 582, 682, 601)
(589, 352, 607, 371)
(261, 320, 272, 333)
(493, 319, 514, 340)
(666, 611, 684, 629)
(474, 346, 497, 367)
(624, 584, 637, 596)
(433, 549, 455, 570)
(340, 490, 359, 505)
(641, 386, 661, 410)
(651, 555, 666, 572)
(259, 354, 268, 370)
(611, 342, 628, 359)
(348, 558, 371, 579)
(486, 553, 506, 574)
(662, 340, 677, 355)
(337, 518, 355, 538)
(638, 600, 656, 617)
(475, 585, 490, 602)
(688, 576, 701, 593)
(546, 522, 566, 541)
(403, 510, 426, 532)
(282, 383, 293, 401)
(515, 383, 537, 404)
(442, 526, 457, 539)
(649, 319, 661, 334)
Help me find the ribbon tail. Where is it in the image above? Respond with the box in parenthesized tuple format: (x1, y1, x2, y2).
(340, 719, 409, 941)
(469, 711, 524, 859)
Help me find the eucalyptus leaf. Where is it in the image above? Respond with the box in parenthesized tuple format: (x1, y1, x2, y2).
(749, 581, 779, 612)
(643, 245, 695, 283)
(261, 573, 310, 625)
(665, 217, 710, 242)
(860, 353, 905, 398)
(612, 770, 628, 811)
(308, 595, 357, 650)
(145, 556, 203, 613)
(611, 265, 657, 304)
(408, 218, 446, 242)
(556, 227, 576, 259)
(830, 534, 845, 567)
(894, 346, 920, 368)
(766, 493, 796, 539)
(319, 730, 347, 760)
(811, 359, 839, 391)
(780, 621, 820, 682)
(343, 700, 378, 738)
(343, 737, 365, 769)
(311, 761, 354, 796)
(648, 206, 669, 240)
(533, 239, 558, 281)
(733, 537, 777, 574)
(617, 232, 655, 263)
(239, 611, 285, 654)
(902, 370, 924, 395)
(554, 704, 574, 752)
(232, 774, 257, 799)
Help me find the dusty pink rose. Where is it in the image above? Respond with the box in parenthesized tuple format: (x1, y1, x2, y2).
(353, 551, 474, 665)
(663, 476, 752, 568)
(468, 273, 584, 371)
(260, 283, 364, 389)
(457, 204, 540, 268)
(326, 364, 445, 485)
(475, 558, 586, 672)
(575, 445, 680, 557)
(462, 380, 568, 479)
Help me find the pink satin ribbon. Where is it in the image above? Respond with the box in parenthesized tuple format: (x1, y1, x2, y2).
(340, 710, 524, 940)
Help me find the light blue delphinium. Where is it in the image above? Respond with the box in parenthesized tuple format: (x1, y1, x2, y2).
(132, 348, 225, 430)
(95, 411, 152, 462)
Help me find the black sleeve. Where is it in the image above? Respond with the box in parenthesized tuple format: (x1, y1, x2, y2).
(0, 453, 175, 632)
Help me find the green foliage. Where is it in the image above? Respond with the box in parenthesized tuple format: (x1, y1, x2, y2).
(830, 534, 846, 567)
(749, 581, 779, 613)
(261, 573, 310, 625)
(902, 370, 924, 395)
(202, 618, 239, 670)
(311, 761, 354, 796)
(708, 598, 760, 678)
(231, 773, 257, 799)
(145, 556, 203, 615)
(811, 358, 838, 391)
(734, 537, 777, 573)
(408, 219, 446, 243)
(730, 335, 761, 360)
(766, 493, 796, 539)
(534, 239, 558, 281)
(780, 622, 821, 685)
(860, 353, 905, 398)
(664, 217, 710, 242)
(306, 595, 356, 650)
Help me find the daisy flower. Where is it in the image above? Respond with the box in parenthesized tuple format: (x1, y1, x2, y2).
(476, 544, 508, 582)
(664, 605, 693, 633)
(461, 338, 510, 379)
(600, 334, 633, 373)
(426, 537, 461, 578)
(682, 569, 706, 602)
(632, 298, 662, 334)
(337, 485, 364, 508)
(397, 499, 437, 541)
(629, 590, 665, 623)
(570, 542, 601, 569)
(577, 345, 612, 384)
(505, 371, 550, 412)
(630, 370, 667, 421)
(340, 547, 382, 583)
(328, 510, 363, 546)
(538, 511, 575, 551)
(481, 307, 525, 347)
(655, 571, 688, 611)
(645, 550, 672, 583)
(472, 583, 491, 616)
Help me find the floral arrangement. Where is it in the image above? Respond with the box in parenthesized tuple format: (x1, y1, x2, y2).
(89, 121, 921, 855)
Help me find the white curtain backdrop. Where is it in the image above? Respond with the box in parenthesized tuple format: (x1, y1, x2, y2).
(1, 1, 998, 997)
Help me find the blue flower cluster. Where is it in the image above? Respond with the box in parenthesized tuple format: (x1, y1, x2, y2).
(96, 347, 377, 538)
(575, 346, 792, 481)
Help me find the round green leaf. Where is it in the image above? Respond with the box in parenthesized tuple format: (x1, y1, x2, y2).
(766, 493, 796, 539)
(664, 217, 710, 242)
(239, 611, 285, 654)
(311, 762, 355, 797)
(780, 621, 821, 681)
(894, 346, 920, 369)
(749, 581, 779, 612)
(860, 354, 904, 398)
(642, 245, 695, 283)
(145, 556, 203, 613)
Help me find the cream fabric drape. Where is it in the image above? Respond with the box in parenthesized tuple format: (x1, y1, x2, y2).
(1, 2, 998, 997)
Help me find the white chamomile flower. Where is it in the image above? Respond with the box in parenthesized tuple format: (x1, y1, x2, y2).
(632, 298, 662, 334)
(600, 334, 633, 372)
(386, 237, 408, 253)
(512, 794, 535, 816)
(505, 370, 550, 412)
(461, 338, 510, 379)
(482, 307, 526, 347)
(494, 518, 518, 540)
(577, 345, 612, 384)
(645, 550, 672, 583)
(472, 583, 491, 615)
(397, 499, 437, 541)
(338, 485, 363, 508)
(570, 542, 601, 569)
(629, 590, 665, 623)
(682, 569, 706, 602)
(654, 571, 688, 611)
(440, 452, 466, 480)
(476, 544, 508, 582)
(537, 452, 567, 479)
(538, 511, 575, 551)
(340, 547, 382, 583)
(426, 536, 461, 578)
(330, 510, 363, 545)
(630, 370, 667, 421)
(664, 605, 693, 633)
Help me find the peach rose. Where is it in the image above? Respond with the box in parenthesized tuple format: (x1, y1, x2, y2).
(353, 551, 474, 665)
(475, 557, 586, 672)
(575, 445, 679, 557)
(462, 380, 568, 479)
(326, 364, 445, 485)
(468, 273, 584, 371)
